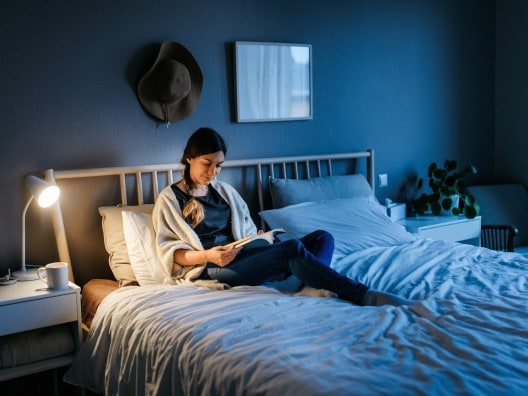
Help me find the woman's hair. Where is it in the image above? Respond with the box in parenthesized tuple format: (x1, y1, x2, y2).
(180, 128, 227, 228)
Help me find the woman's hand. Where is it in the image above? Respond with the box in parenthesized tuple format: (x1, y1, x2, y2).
(174, 246, 242, 267)
(205, 246, 242, 267)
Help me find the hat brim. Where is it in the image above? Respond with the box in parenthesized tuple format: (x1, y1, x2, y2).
(138, 42, 203, 122)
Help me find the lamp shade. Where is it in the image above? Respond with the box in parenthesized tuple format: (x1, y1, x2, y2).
(25, 175, 60, 207)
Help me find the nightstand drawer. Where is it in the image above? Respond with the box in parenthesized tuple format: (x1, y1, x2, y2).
(398, 216, 481, 246)
(0, 293, 78, 336)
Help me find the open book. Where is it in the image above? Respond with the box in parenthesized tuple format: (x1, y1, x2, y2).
(224, 228, 286, 250)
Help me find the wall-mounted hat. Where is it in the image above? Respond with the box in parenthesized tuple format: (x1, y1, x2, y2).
(138, 41, 203, 123)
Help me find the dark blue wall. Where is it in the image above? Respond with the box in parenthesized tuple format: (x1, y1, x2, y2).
(0, 0, 495, 273)
(495, 0, 528, 184)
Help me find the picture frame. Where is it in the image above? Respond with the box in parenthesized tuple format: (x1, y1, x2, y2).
(234, 41, 312, 123)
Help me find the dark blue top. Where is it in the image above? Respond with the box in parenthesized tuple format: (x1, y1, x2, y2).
(171, 184, 234, 249)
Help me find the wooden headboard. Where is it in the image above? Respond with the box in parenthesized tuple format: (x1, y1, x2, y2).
(43, 150, 374, 285)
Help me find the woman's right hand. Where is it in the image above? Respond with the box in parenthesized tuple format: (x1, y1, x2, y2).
(205, 246, 242, 267)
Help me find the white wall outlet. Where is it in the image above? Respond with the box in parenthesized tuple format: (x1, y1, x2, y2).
(378, 173, 388, 187)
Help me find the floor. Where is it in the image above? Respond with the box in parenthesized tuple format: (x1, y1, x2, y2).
(2, 366, 95, 396)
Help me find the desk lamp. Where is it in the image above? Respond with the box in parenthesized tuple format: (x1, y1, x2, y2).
(12, 175, 60, 281)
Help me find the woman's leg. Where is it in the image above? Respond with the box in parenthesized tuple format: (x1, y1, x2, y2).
(200, 236, 369, 305)
(293, 232, 414, 306)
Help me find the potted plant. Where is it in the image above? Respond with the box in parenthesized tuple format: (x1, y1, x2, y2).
(413, 159, 480, 219)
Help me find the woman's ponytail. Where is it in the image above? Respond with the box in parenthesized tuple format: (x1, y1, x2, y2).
(181, 169, 205, 228)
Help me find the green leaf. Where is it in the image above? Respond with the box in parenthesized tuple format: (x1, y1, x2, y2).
(427, 162, 437, 177)
(463, 206, 477, 219)
(441, 197, 453, 210)
(464, 195, 475, 205)
(445, 160, 457, 171)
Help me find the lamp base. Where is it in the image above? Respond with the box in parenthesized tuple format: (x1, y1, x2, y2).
(12, 267, 39, 281)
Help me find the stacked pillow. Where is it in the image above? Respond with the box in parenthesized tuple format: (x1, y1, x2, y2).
(99, 205, 155, 286)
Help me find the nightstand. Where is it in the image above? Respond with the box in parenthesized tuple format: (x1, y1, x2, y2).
(397, 215, 481, 246)
(0, 279, 82, 382)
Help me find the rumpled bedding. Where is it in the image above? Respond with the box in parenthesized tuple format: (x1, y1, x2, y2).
(64, 238, 528, 395)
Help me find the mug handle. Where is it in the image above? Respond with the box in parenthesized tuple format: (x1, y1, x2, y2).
(37, 267, 48, 285)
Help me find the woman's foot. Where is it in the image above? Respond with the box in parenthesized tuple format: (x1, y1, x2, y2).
(295, 285, 337, 298)
(362, 289, 414, 307)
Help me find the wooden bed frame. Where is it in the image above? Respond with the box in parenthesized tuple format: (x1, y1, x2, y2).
(43, 150, 374, 284)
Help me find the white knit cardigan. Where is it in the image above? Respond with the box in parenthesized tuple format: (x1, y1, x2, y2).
(152, 180, 258, 285)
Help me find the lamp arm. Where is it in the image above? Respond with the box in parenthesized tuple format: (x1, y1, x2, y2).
(21, 195, 34, 271)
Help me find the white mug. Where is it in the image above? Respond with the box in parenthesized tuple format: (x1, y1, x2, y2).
(38, 262, 69, 290)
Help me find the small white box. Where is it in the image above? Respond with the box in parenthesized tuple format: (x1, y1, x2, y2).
(386, 203, 406, 222)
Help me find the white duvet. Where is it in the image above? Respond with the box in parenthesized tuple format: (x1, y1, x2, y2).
(64, 237, 528, 395)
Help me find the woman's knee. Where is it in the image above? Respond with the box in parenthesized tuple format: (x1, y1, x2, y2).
(299, 230, 334, 266)
(302, 230, 334, 249)
(315, 230, 334, 244)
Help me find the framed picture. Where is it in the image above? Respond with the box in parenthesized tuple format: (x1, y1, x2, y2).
(234, 41, 312, 123)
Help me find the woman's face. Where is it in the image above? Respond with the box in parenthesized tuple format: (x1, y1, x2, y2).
(187, 150, 225, 186)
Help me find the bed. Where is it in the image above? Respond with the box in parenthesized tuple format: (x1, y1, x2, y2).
(40, 150, 527, 395)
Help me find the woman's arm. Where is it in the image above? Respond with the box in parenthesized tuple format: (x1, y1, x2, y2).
(174, 246, 242, 268)
(152, 187, 206, 279)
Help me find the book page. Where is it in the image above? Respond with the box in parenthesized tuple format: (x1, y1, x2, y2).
(225, 228, 285, 249)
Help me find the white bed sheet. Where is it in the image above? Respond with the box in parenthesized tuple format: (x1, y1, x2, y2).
(64, 238, 528, 395)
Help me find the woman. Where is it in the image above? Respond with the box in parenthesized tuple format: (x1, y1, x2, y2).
(153, 127, 411, 306)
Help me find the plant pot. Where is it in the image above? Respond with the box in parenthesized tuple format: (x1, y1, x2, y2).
(440, 194, 460, 216)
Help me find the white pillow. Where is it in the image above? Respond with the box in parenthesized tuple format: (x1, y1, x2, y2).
(99, 204, 154, 286)
(260, 196, 416, 257)
(121, 211, 165, 286)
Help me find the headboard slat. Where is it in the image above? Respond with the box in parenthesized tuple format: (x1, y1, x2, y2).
(119, 174, 127, 205)
(135, 172, 144, 205)
(152, 171, 159, 201)
(167, 170, 174, 187)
